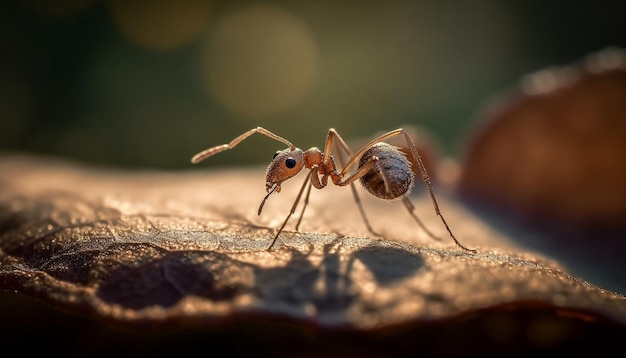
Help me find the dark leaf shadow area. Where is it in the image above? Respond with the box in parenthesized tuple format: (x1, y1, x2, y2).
(0, 154, 625, 356)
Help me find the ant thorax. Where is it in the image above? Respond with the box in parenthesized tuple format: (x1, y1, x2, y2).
(303, 147, 323, 169)
(358, 143, 415, 201)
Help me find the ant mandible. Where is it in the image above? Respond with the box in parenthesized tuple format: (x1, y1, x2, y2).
(191, 127, 476, 253)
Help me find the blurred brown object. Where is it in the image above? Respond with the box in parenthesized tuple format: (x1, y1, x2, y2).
(456, 48, 626, 294)
(458, 47, 626, 231)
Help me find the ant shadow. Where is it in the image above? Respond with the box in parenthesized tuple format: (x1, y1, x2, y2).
(256, 242, 425, 313)
(94, 240, 426, 314)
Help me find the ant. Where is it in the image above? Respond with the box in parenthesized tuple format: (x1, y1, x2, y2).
(191, 127, 476, 253)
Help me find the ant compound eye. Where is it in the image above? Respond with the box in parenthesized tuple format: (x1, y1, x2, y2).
(285, 157, 297, 169)
(272, 151, 280, 159)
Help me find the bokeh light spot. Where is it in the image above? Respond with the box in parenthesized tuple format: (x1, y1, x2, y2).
(204, 5, 318, 119)
(109, 0, 211, 51)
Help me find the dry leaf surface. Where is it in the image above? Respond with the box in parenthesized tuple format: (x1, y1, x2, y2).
(1, 153, 624, 355)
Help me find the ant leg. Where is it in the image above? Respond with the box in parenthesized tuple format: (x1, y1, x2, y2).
(404, 196, 477, 254)
(348, 183, 381, 236)
(332, 136, 381, 236)
(401, 197, 442, 242)
(320, 128, 380, 187)
(267, 170, 314, 251)
(294, 174, 313, 231)
(398, 131, 477, 253)
(322, 156, 386, 237)
(321, 129, 388, 236)
(335, 155, 378, 186)
(436, 207, 476, 253)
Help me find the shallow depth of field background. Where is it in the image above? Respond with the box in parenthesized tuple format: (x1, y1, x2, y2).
(2, 0, 625, 170)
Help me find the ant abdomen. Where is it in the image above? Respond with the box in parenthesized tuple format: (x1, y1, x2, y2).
(358, 142, 415, 200)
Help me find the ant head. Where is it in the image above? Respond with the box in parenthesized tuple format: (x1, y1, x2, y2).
(265, 148, 305, 192)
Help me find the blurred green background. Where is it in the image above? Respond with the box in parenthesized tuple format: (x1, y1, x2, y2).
(1, 0, 625, 170)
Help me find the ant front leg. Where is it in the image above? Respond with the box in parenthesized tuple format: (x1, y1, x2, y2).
(267, 169, 314, 250)
(294, 168, 315, 231)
